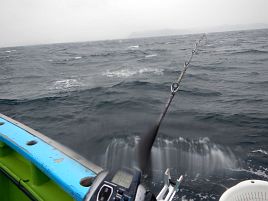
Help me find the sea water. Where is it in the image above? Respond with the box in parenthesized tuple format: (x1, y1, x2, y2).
(1, 29, 268, 200)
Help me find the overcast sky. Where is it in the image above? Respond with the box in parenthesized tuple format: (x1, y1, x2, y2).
(0, 0, 267, 47)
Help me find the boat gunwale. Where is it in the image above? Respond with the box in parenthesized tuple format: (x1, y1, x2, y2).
(0, 113, 103, 174)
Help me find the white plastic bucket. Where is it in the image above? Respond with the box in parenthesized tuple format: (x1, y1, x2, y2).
(220, 180, 268, 201)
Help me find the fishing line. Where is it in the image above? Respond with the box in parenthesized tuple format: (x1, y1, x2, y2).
(137, 34, 207, 172)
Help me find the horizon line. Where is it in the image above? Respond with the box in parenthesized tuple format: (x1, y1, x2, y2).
(1, 26, 267, 49)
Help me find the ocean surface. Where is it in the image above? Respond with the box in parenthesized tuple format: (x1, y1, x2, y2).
(0, 29, 268, 200)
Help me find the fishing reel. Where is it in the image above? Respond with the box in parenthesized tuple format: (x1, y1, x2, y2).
(84, 168, 183, 201)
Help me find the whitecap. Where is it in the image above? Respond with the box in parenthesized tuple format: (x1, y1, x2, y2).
(74, 56, 82, 60)
(233, 167, 268, 179)
(4, 50, 16, 53)
(104, 69, 137, 78)
(198, 137, 210, 144)
(181, 196, 194, 201)
(138, 68, 163, 75)
(52, 79, 82, 90)
(128, 45, 139, 49)
(252, 149, 268, 155)
(165, 42, 175, 45)
(102, 67, 163, 78)
(145, 54, 157, 58)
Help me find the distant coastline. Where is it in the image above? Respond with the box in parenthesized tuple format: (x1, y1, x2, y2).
(128, 23, 268, 39)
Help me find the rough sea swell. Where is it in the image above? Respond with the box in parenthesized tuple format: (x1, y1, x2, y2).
(1, 29, 268, 200)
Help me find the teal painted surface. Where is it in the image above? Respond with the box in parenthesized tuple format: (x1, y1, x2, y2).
(0, 117, 96, 201)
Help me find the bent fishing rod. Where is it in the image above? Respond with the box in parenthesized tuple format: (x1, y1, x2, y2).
(137, 34, 207, 172)
(84, 35, 207, 201)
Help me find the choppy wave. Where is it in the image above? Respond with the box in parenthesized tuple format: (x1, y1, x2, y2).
(128, 45, 139, 49)
(4, 50, 16, 53)
(0, 86, 106, 105)
(145, 54, 157, 58)
(51, 79, 83, 90)
(145, 48, 167, 52)
(49, 56, 83, 64)
(165, 42, 176, 45)
(220, 97, 265, 104)
(232, 166, 268, 179)
(252, 149, 268, 155)
(111, 80, 222, 96)
(186, 73, 210, 81)
(102, 67, 163, 78)
(112, 80, 168, 91)
(94, 97, 162, 110)
(231, 49, 268, 55)
(180, 88, 222, 97)
(90, 52, 116, 57)
(197, 113, 268, 129)
(0, 96, 61, 105)
(248, 80, 268, 85)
